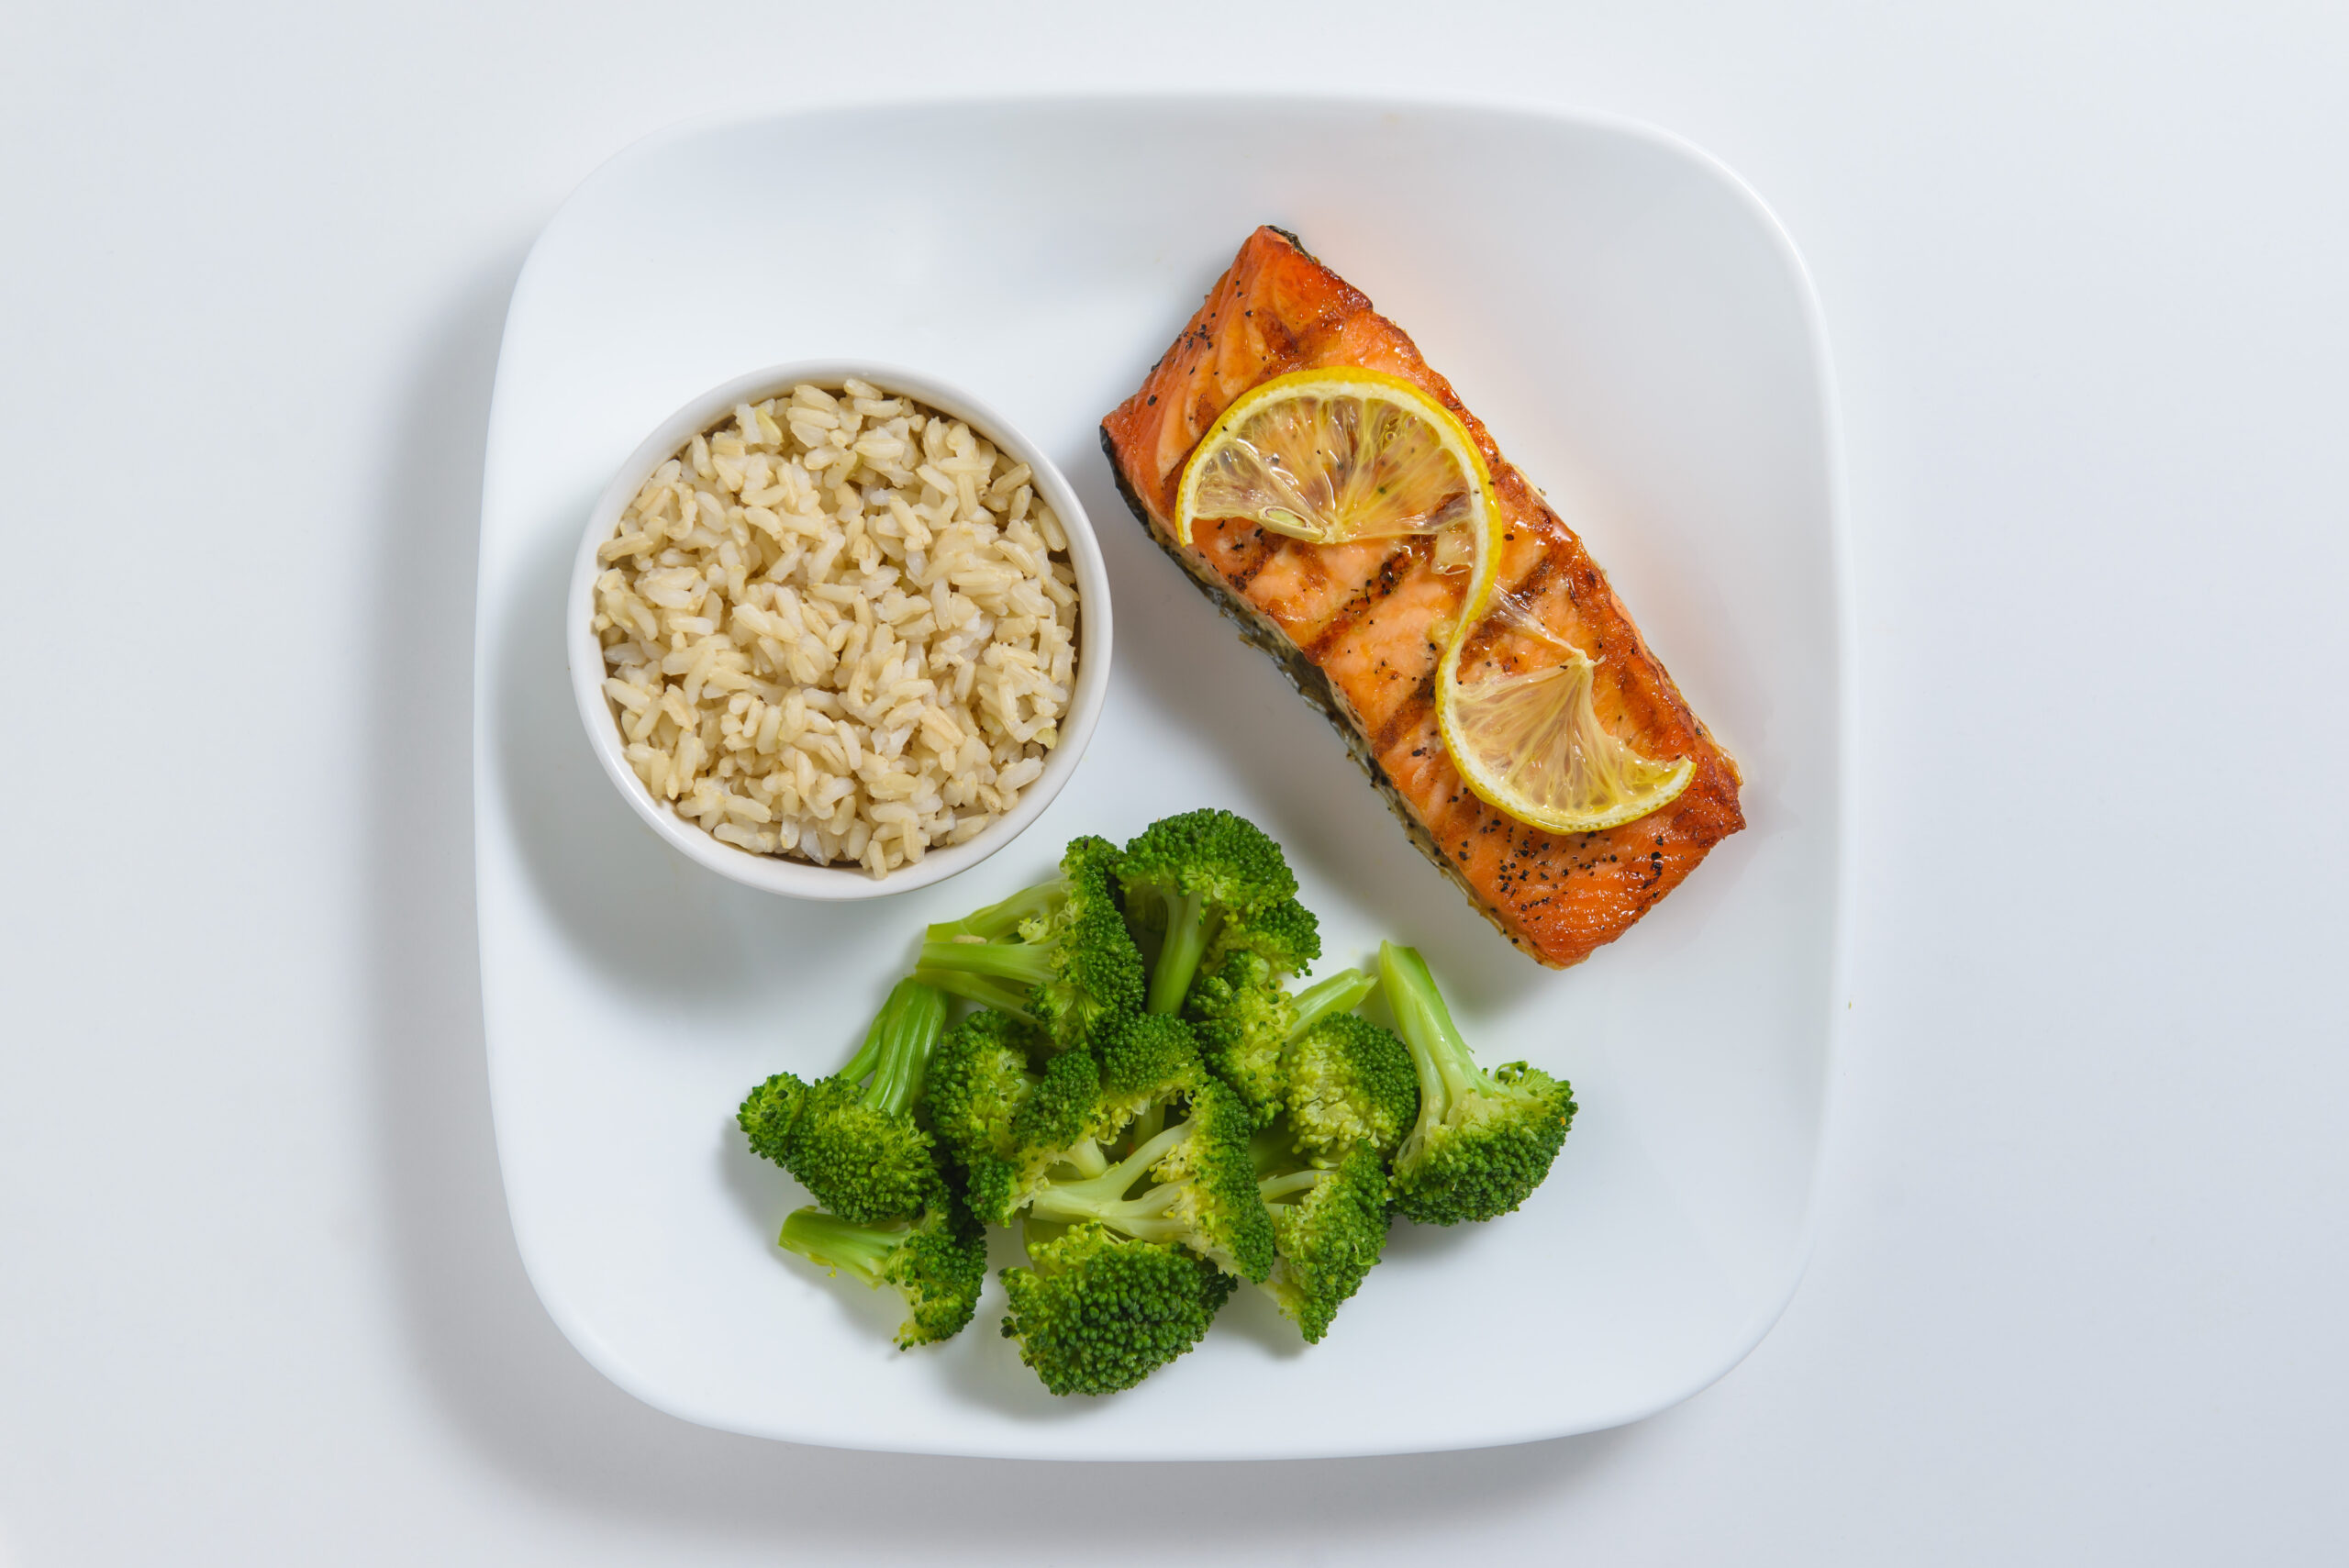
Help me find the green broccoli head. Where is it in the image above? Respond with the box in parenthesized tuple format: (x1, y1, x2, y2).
(1141, 1076, 1280, 1282)
(737, 1071, 807, 1168)
(1187, 950, 1296, 1126)
(921, 1008, 1041, 1162)
(1204, 895, 1321, 980)
(998, 1223, 1238, 1396)
(736, 978, 951, 1224)
(916, 836, 1145, 1051)
(922, 1008, 1042, 1220)
(1032, 836, 1149, 1047)
(776, 1198, 986, 1350)
(1119, 808, 1300, 921)
(1387, 1062, 1576, 1225)
(1378, 941, 1576, 1225)
(1119, 809, 1303, 1015)
(927, 1009, 1108, 1227)
(1258, 1143, 1393, 1343)
(1024, 1064, 1278, 1284)
(1092, 1009, 1208, 1140)
(1283, 1011, 1419, 1167)
(1190, 958, 1378, 1130)
(742, 1073, 942, 1223)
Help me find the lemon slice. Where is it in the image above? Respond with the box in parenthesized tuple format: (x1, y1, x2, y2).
(1177, 365, 1689, 834)
(1435, 616, 1695, 834)
(1174, 368, 1497, 561)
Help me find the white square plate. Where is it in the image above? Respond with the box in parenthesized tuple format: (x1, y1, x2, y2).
(476, 95, 1847, 1460)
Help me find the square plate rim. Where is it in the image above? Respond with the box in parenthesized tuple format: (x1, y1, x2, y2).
(473, 89, 1857, 1460)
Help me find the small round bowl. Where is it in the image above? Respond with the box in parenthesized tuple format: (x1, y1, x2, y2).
(567, 361, 1111, 900)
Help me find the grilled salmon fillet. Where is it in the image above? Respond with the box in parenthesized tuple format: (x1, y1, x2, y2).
(1100, 226, 1743, 969)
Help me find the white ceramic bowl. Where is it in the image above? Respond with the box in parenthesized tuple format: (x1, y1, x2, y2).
(565, 361, 1111, 900)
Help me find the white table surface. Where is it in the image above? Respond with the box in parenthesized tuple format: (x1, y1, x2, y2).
(3, 2, 2343, 1562)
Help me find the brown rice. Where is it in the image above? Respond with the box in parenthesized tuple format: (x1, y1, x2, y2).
(589, 379, 1079, 878)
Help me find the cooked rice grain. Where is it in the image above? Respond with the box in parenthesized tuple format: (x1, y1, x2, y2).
(592, 380, 1079, 878)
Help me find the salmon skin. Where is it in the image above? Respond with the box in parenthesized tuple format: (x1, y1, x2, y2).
(1099, 226, 1744, 969)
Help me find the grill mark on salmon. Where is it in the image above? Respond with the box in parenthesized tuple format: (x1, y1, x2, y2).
(1225, 543, 1275, 594)
(1101, 226, 1744, 967)
(1370, 685, 1437, 762)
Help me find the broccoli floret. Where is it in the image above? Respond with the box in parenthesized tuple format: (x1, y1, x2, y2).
(1378, 941, 1576, 1225)
(1205, 894, 1321, 979)
(737, 977, 951, 1223)
(1191, 957, 1371, 1127)
(1256, 1142, 1392, 1343)
(1283, 1009, 1419, 1167)
(1009, 1015, 1275, 1281)
(999, 1222, 1238, 1396)
(916, 836, 1144, 1051)
(920, 1009, 1041, 1167)
(1119, 808, 1305, 1016)
(776, 1198, 986, 1350)
(925, 1009, 1108, 1227)
(931, 1011, 1197, 1229)
(1188, 951, 1296, 1123)
(1091, 1008, 1208, 1140)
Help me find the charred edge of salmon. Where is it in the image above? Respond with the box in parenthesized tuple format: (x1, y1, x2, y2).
(1098, 424, 1553, 966)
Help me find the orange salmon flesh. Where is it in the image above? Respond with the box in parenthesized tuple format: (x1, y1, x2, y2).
(1099, 226, 1744, 968)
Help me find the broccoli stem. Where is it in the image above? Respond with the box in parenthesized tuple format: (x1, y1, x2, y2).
(858, 978, 949, 1118)
(1027, 1118, 1192, 1229)
(1145, 889, 1212, 1015)
(916, 937, 1057, 990)
(913, 874, 1080, 1020)
(777, 1207, 898, 1286)
(1377, 941, 1491, 1122)
(925, 880, 1064, 943)
(838, 1015, 886, 1084)
(1286, 968, 1377, 1040)
(910, 967, 1037, 1020)
(1257, 1169, 1327, 1203)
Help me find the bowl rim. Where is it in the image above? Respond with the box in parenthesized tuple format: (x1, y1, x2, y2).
(564, 359, 1112, 901)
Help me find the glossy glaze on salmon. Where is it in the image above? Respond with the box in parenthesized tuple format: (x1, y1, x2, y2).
(1100, 226, 1743, 969)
